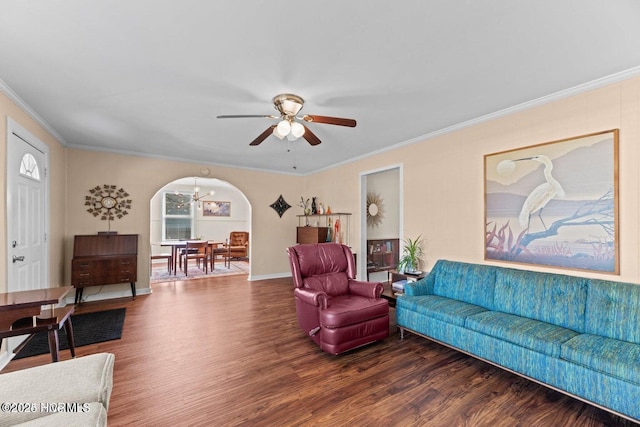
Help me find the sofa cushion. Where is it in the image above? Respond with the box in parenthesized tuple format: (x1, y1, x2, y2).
(585, 279, 640, 344)
(561, 334, 640, 386)
(396, 295, 487, 327)
(466, 311, 579, 357)
(0, 353, 114, 427)
(494, 268, 588, 332)
(320, 295, 388, 328)
(433, 260, 496, 309)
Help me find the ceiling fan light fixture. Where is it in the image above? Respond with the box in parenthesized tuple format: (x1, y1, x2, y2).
(273, 93, 304, 116)
(220, 93, 355, 147)
(290, 121, 305, 138)
(272, 126, 286, 139)
(277, 119, 291, 136)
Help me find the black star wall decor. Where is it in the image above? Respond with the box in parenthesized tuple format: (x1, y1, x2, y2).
(270, 195, 291, 218)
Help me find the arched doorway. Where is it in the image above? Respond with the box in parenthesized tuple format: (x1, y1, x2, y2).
(149, 176, 251, 281)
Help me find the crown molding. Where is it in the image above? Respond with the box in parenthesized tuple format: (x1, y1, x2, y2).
(0, 77, 68, 146)
(3, 66, 640, 175)
(309, 65, 640, 176)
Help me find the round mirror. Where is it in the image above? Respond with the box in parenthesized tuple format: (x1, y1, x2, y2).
(366, 192, 384, 228)
(101, 196, 117, 209)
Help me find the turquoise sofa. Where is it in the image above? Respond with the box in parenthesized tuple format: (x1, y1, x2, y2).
(396, 259, 640, 422)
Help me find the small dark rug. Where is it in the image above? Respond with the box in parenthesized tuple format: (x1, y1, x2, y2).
(14, 308, 126, 359)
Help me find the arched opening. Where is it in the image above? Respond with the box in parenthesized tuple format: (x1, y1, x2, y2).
(149, 176, 251, 282)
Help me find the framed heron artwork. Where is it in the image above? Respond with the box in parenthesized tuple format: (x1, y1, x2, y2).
(484, 129, 619, 274)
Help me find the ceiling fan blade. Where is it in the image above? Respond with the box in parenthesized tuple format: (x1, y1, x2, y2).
(250, 125, 277, 146)
(302, 115, 357, 127)
(302, 125, 322, 146)
(217, 115, 278, 119)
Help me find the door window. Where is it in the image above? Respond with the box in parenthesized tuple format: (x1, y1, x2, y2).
(19, 153, 40, 180)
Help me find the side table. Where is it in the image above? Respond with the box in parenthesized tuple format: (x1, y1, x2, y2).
(381, 270, 427, 307)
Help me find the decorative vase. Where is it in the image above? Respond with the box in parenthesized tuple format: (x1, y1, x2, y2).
(318, 203, 324, 215)
(311, 197, 317, 215)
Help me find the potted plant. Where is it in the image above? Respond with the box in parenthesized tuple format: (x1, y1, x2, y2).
(397, 235, 424, 274)
(298, 197, 311, 215)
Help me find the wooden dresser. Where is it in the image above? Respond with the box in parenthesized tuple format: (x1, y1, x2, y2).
(71, 234, 138, 304)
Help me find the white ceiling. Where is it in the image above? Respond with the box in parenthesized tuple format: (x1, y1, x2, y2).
(1, 1, 639, 175)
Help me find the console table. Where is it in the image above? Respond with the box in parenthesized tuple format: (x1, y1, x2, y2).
(71, 234, 138, 303)
(0, 286, 74, 362)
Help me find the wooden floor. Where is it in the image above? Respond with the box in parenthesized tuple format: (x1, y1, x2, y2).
(3, 275, 635, 426)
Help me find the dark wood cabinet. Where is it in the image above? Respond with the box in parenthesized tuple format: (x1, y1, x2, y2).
(296, 213, 351, 245)
(366, 238, 399, 279)
(296, 227, 329, 244)
(71, 234, 138, 303)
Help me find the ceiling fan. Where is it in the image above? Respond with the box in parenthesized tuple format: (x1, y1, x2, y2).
(217, 93, 357, 146)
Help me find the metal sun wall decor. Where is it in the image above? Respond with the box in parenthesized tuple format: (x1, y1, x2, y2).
(484, 129, 619, 274)
(270, 195, 291, 218)
(85, 185, 132, 232)
(366, 192, 384, 228)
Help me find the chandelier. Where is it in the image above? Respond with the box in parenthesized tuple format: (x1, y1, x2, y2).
(174, 178, 215, 208)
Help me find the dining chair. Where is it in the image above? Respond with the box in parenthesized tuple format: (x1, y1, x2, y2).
(182, 241, 209, 276)
(223, 231, 249, 263)
(150, 244, 173, 273)
(208, 241, 230, 270)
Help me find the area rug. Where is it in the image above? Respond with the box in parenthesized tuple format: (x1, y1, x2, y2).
(150, 260, 249, 283)
(14, 308, 126, 359)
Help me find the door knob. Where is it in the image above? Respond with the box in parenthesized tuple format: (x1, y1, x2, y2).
(12, 255, 25, 263)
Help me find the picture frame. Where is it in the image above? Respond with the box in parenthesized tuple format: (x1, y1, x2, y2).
(203, 201, 231, 217)
(484, 129, 619, 274)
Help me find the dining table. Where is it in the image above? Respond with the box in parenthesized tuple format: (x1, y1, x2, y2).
(160, 240, 230, 275)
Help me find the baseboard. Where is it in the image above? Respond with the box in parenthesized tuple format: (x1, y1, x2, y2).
(62, 286, 152, 305)
(249, 272, 291, 281)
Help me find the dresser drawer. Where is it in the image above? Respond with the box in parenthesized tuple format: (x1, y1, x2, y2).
(72, 259, 96, 270)
(71, 268, 98, 287)
(111, 257, 137, 283)
(72, 256, 137, 287)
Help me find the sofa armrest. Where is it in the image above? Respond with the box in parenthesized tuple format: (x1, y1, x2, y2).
(405, 273, 435, 296)
(294, 288, 328, 309)
(0, 353, 115, 426)
(348, 280, 384, 298)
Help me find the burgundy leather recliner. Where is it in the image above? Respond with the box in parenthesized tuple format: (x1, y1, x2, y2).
(287, 243, 389, 355)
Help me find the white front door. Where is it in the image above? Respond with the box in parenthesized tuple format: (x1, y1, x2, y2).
(5, 118, 49, 353)
(7, 119, 48, 291)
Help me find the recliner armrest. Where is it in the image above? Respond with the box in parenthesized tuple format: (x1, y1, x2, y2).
(348, 280, 384, 298)
(294, 288, 328, 309)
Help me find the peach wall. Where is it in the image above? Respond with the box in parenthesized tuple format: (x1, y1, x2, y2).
(305, 76, 640, 283)
(3, 74, 639, 304)
(65, 149, 304, 297)
(0, 91, 67, 292)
